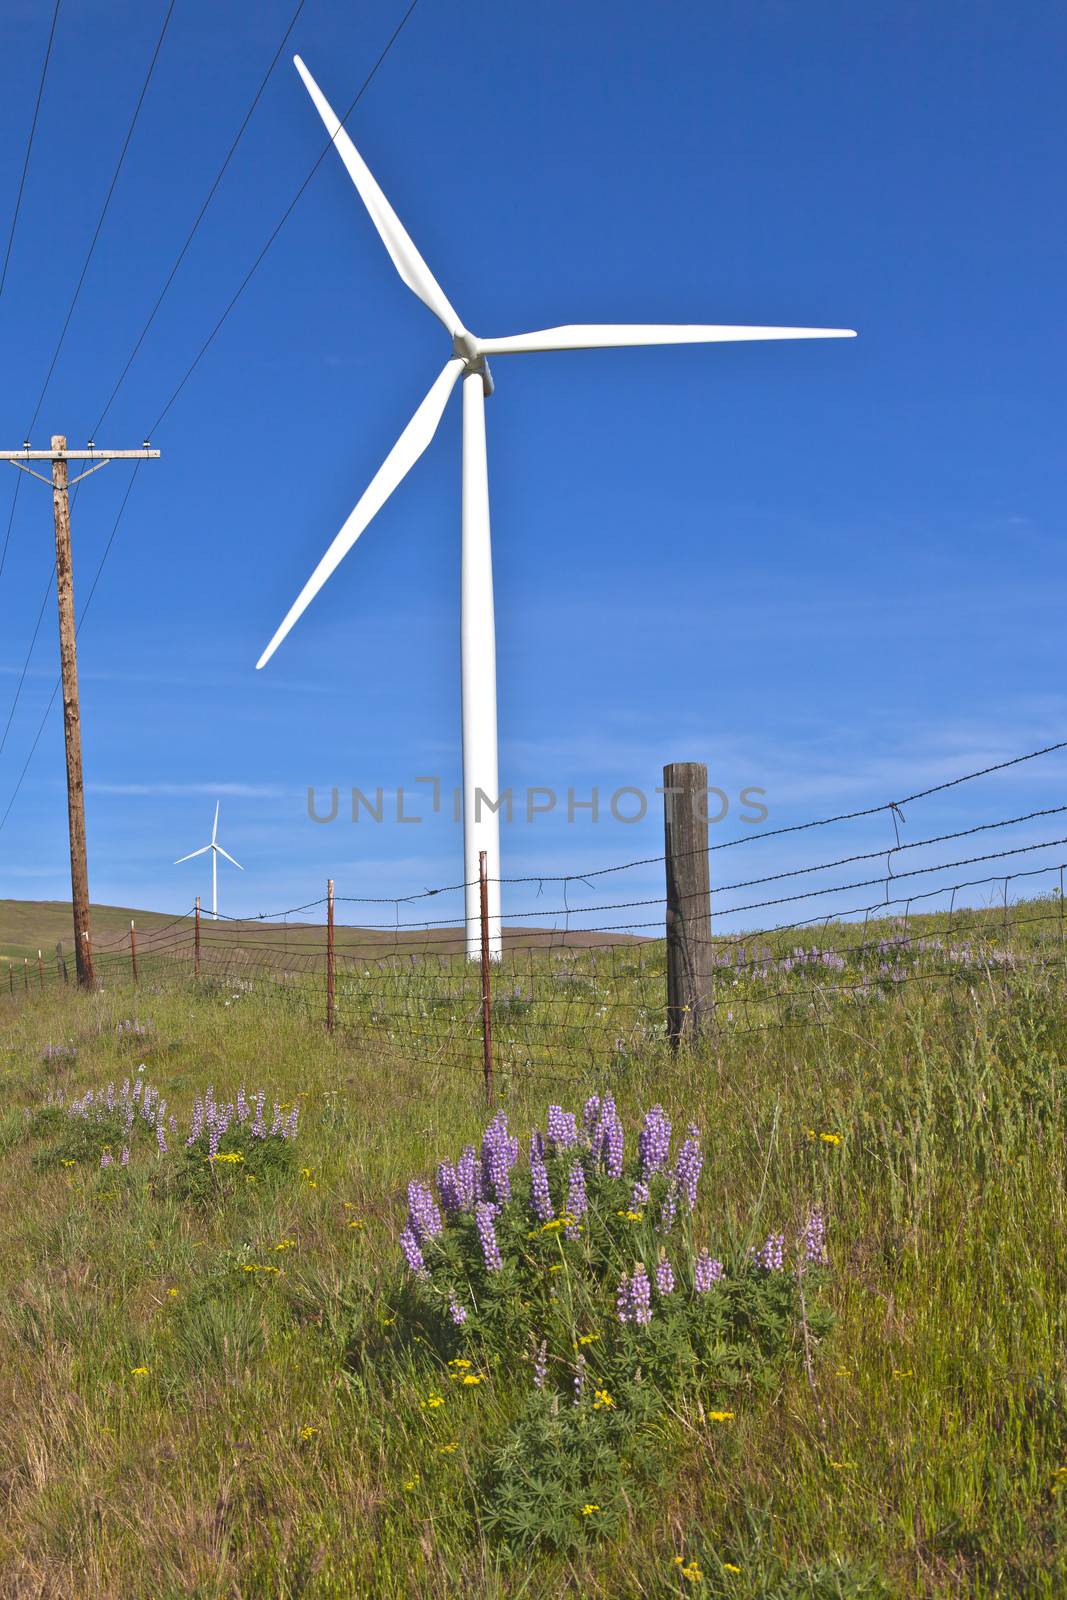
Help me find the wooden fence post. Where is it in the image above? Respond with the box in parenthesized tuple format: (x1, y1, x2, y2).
(479, 850, 494, 1105)
(130, 920, 138, 985)
(194, 896, 201, 979)
(663, 761, 714, 1047)
(37, 949, 45, 990)
(56, 941, 68, 983)
(326, 878, 335, 1033)
(23, 958, 29, 992)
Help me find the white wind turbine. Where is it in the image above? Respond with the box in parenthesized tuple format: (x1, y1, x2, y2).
(257, 55, 856, 959)
(174, 802, 243, 921)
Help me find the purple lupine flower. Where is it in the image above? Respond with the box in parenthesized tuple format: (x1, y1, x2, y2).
(436, 1162, 461, 1219)
(658, 1180, 678, 1233)
(156, 1121, 168, 1154)
(475, 1200, 503, 1272)
(655, 1256, 675, 1296)
(629, 1263, 652, 1326)
(237, 1088, 249, 1122)
(282, 1108, 299, 1140)
(574, 1351, 586, 1403)
(546, 1105, 578, 1148)
(694, 1249, 724, 1292)
(529, 1142, 553, 1223)
(100, 1151, 113, 1168)
(533, 1339, 548, 1389)
(802, 1206, 826, 1264)
(169, 1114, 177, 1135)
(456, 1145, 480, 1209)
(582, 1095, 601, 1136)
(105, 1082, 115, 1112)
(448, 1296, 467, 1325)
(406, 1181, 443, 1244)
(616, 1272, 632, 1324)
(251, 1091, 266, 1139)
(758, 1233, 785, 1272)
(565, 1160, 587, 1238)
(481, 1113, 515, 1203)
(590, 1096, 623, 1176)
(638, 1104, 672, 1177)
(208, 1123, 221, 1160)
(270, 1105, 283, 1137)
(187, 1096, 204, 1147)
(399, 1225, 428, 1277)
(120, 1147, 130, 1167)
(630, 1179, 650, 1211)
(673, 1124, 703, 1211)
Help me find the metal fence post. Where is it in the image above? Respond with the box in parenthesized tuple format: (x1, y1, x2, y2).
(663, 761, 714, 1047)
(194, 896, 201, 979)
(326, 878, 335, 1033)
(479, 850, 494, 1105)
(130, 920, 139, 985)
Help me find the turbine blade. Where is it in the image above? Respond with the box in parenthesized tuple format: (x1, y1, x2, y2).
(175, 845, 211, 864)
(257, 358, 464, 670)
(475, 324, 857, 355)
(215, 845, 243, 870)
(212, 800, 219, 843)
(295, 55, 463, 335)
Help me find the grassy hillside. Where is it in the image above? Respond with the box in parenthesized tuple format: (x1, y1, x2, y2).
(0, 925, 1063, 1597)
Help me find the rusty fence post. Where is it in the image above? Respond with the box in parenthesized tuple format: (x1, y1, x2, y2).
(194, 896, 201, 980)
(130, 920, 139, 985)
(479, 850, 494, 1105)
(326, 878, 336, 1033)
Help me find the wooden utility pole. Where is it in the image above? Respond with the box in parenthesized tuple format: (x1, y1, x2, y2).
(325, 878, 336, 1033)
(663, 761, 714, 1047)
(0, 439, 160, 989)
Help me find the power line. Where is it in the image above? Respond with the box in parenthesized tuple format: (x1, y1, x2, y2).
(0, 0, 62, 302)
(26, 0, 178, 439)
(0, 564, 55, 760)
(150, 0, 422, 435)
(91, 0, 307, 438)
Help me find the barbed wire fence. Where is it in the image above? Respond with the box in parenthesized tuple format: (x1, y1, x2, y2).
(6, 740, 1067, 1098)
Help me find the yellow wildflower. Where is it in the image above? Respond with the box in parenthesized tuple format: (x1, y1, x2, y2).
(578, 1332, 601, 1346)
(402, 1476, 419, 1492)
(461, 1374, 483, 1386)
(892, 1368, 913, 1378)
(347, 1219, 364, 1230)
(61, 1159, 77, 1168)
(274, 1239, 296, 1251)
(680, 1560, 704, 1583)
(616, 1208, 644, 1221)
(435, 1441, 459, 1454)
(835, 1366, 852, 1376)
(592, 1388, 614, 1410)
(707, 1410, 734, 1422)
(420, 1393, 445, 1409)
(819, 1132, 842, 1146)
(208, 1150, 244, 1164)
(166, 1287, 178, 1298)
(299, 1425, 318, 1441)
(723, 1563, 741, 1575)
(129, 1366, 149, 1377)
(448, 1359, 472, 1369)
(580, 1503, 599, 1516)
(829, 1460, 855, 1470)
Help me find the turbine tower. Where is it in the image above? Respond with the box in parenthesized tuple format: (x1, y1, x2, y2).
(258, 55, 856, 959)
(174, 802, 243, 921)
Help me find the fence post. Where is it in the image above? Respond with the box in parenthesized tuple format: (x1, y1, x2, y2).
(194, 896, 201, 979)
(663, 761, 714, 1047)
(56, 941, 68, 983)
(326, 878, 335, 1033)
(37, 949, 45, 990)
(7, 966, 12, 996)
(479, 849, 494, 1105)
(81, 928, 93, 988)
(130, 920, 138, 985)
(23, 958, 29, 992)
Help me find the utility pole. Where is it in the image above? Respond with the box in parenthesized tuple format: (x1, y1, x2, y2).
(0, 438, 160, 988)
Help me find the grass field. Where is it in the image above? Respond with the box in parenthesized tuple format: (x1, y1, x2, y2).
(0, 901, 1063, 1598)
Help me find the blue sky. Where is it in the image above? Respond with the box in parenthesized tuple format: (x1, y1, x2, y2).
(1, 0, 1065, 933)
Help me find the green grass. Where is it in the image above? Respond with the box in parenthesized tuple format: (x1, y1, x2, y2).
(0, 909, 1064, 1597)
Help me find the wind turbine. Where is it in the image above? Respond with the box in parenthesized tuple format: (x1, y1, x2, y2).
(174, 802, 243, 921)
(257, 55, 856, 959)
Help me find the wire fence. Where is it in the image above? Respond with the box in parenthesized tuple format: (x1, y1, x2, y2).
(6, 741, 1067, 1093)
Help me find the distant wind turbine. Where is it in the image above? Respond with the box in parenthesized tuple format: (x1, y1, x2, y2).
(175, 802, 243, 921)
(257, 54, 856, 959)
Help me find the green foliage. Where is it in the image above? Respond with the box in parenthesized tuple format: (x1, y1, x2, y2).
(159, 1121, 296, 1203)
